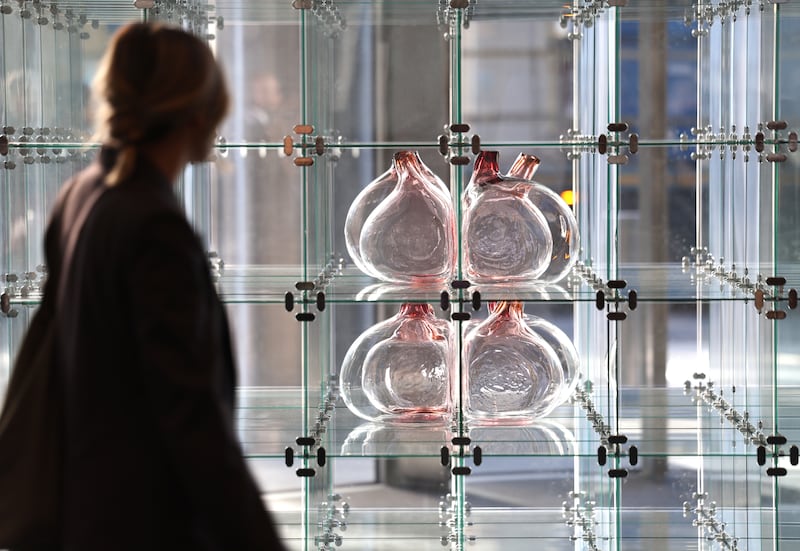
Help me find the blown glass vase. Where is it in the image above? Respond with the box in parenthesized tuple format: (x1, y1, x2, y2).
(463, 301, 564, 422)
(344, 165, 397, 278)
(462, 151, 553, 283)
(340, 303, 453, 422)
(523, 313, 580, 406)
(507, 153, 580, 283)
(353, 151, 455, 283)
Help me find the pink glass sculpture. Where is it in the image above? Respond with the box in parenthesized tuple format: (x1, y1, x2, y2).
(507, 153, 580, 283)
(357, 151, 456, 283)
(340, 303, 453, 422)
(463, 301, 564, 422)
(462, 151, 553, 283)
(344, 165, 397, 278)
(344, 153, 451, 279)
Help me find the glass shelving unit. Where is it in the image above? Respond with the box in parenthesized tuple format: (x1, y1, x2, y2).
(2, 1, 800, 549)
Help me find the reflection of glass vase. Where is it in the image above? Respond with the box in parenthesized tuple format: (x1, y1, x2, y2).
(357, 151, 456, 283)
(463, 301, 563, 422)
(342, 421, 451, 455)
(462, 151, 553, 283)
(467, 420, 576, 455)
(340, 303, 453, 422)
(507, 153, 580, 283)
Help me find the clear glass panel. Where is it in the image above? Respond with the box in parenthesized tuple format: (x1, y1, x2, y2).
(320, 456, 450, 550)
(460, 13, 572, 145)
(574, 6, 618, 281)
(462, 457, 577, 550)
(776, 8, 800, 273)
(247, 457, 307, 550)
(698, 3, 777, 278)
(616, 147, 697, 269)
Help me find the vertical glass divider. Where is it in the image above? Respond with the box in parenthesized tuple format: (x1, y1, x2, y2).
(449, 8, 463, 284)
(770, 7, 781, 546)
(298, 10, 311, 551)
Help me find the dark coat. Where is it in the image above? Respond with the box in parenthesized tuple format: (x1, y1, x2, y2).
(45, 148, 284, 550)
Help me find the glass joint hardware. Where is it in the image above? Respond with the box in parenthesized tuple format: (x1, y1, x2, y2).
(295, 468, 316, 477)
(627, 289, 638, 310)
(450, 279, 471, 289)
(789, 131, 798, 152)
(0, 291, 10, 315)
(597, 134, 607, 155)
(284, 446, 295, 467)
(438, 123, 476, 164)
(440, 446, 450, 466)
(295, 312, 316, 322)
(291, 123, 314, 138)
(683, 248, 785, 306)
(315, 495, 348, 550)
(285, 125, 338, 166)
(573, 386, 612, 447)
(560, 1, 614, 41)
(766, 467, 788, 477)
(0, 135, 8, 156)
(563, 493, 601, 551)
(684, 377, 769, 447)
(284, 292, 295, 312)
(133, 0, 156, 9)
(309, 1, 346, 38)
(790, 445, 799, 466)
(607, 122, 629, 133)
(308, 380, 337, 441)
(470, 290, 481, 311)
(684, 493, 740, 551)
(471, 135, 481, 155)
(207, 251, 223, 281)
(789, 289, 798, 310)
(440, 290, 451, 311)
(761, 438, 791, 476)
(560, 129, 594, 160)
(291, 0, 312, 10)
(451, 311, 471, 322)
(436, 0, 474, 35)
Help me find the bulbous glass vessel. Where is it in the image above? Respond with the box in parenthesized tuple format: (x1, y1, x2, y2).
(462, 151, 553, 283)
(340, 303, 453, 422)
(507, 153, 580, 283)
(523, 314, 580, 406)
(463, 301, 564, 421)
(353, 151, 455, 283)
(344, 165, 397, 278)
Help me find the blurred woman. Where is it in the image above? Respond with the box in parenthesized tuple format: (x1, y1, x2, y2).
(45, 22, 285, 550)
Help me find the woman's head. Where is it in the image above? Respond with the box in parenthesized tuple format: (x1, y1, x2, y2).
(92, 23, 229, 183)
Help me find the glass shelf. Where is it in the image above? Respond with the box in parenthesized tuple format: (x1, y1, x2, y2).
(221, 263, 799, 304)
(4, 263, 795, 310)
(4, 137, 795, 150)
(236, 387, 797, 460)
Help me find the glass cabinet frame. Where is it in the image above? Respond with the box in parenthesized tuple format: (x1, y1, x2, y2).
(2, 1, 800, 550)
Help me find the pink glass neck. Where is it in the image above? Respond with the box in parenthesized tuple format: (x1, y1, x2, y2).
(488, 300, 525, 319)
(508, 153, 541, 180)
(398, 303, 436, 318)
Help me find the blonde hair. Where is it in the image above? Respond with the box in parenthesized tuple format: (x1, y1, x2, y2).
(91, 22, 229, 185)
